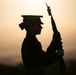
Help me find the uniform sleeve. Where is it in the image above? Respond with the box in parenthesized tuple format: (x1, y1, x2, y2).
(24, 37, 59, 68)
(46, 40, 56, 55)
(26, 37, 45, 65)
(44, 39, 60, 67)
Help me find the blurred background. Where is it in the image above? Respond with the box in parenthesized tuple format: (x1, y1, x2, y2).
(0, 0, 76, 75)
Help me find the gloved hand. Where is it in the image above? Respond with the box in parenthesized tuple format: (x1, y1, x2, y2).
(56, 49, 64, 56)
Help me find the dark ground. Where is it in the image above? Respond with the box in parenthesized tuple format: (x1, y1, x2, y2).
(0, 60, 76, 75)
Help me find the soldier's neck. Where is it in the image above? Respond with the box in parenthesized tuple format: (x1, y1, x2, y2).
(26, 32, 36, 37)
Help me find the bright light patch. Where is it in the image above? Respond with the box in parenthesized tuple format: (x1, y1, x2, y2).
(29, 0, 43, 5)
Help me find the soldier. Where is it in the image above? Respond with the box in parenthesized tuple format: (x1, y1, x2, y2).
(19, 15, 64, 75)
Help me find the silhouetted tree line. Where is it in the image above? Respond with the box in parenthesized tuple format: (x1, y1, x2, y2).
(0, 60, 76, 75)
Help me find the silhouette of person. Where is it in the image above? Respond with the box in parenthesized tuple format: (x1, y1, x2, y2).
(19, 15, 64, 75)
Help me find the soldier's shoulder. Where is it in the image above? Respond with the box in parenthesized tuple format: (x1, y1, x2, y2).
(24, 36, 37, 43)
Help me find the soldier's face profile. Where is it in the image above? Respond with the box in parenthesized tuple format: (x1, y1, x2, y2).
(34, 23, 43, 34)
(28, 23, 43, 35)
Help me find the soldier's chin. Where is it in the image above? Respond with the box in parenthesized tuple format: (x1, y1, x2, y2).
(37, 32, 41, 35)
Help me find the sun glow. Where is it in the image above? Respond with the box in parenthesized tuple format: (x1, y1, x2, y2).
(0, 0, 76, 65)
(28, 0, 43, 5)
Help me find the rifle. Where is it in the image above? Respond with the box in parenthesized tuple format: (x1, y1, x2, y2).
(45, 2, 66, 74)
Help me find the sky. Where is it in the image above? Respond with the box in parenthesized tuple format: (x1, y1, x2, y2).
(0, 0, 76, 65)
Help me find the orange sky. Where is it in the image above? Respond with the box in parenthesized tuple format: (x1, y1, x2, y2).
(0, 0, 76, 65)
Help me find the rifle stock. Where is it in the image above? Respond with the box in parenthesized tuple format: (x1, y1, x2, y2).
(46, 2, 66, 74)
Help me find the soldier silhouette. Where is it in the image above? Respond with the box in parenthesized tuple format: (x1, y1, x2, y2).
(19, 15, 64, 75)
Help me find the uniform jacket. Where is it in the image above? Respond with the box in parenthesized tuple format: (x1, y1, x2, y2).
(21, 33, 59, 69)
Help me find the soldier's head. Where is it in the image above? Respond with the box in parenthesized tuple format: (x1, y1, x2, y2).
(19, 15, 44, 35)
